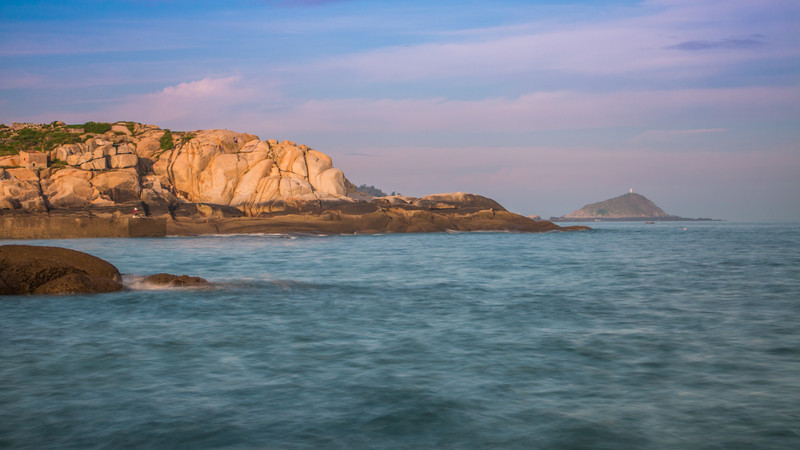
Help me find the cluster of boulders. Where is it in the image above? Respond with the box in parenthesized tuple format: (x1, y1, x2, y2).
(0, 244, 210, 295)
(0, 122, 359, 216)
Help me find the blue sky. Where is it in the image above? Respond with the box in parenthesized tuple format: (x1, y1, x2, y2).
(2, 0, 799, 220)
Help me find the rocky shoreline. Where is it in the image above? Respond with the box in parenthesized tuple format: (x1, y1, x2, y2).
(0, 193, 589, 239)
(1, 122, 589, 237)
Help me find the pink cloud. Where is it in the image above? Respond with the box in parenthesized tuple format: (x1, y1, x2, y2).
(258, 85, 800, 134)
(629, 128, 727, 145)
(105, 77, 262, 125)
(300, 0, 799, 84)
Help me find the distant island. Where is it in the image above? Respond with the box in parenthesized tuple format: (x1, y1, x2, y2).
(0, 121, 588, 238)
(551, 191, 716, 222)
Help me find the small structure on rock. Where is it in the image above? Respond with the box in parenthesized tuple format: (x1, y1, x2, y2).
(19, 151, 48, 169)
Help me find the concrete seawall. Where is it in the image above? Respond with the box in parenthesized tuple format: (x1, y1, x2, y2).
(0, 216, 166, 239)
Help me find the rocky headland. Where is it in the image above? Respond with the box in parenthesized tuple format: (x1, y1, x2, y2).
(1, 121, 588, 237)
(552, 191, 714, 222)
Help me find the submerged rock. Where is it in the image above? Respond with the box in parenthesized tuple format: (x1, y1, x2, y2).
(143, 273, 209, 287)
(0, 245, 123, 295)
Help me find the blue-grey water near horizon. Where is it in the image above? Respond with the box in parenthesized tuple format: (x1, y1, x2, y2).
(1, 222, 799, 448)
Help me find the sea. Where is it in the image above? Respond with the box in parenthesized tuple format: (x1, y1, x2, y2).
(1, 221, 799, 449)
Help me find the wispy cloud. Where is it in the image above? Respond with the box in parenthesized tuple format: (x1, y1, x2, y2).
(629, 128, 727, 145)
(668, 36, 765, 51)
(36, 76, 272, 128)
(37, 77, 795, 140)
(254, 86, 800, 135)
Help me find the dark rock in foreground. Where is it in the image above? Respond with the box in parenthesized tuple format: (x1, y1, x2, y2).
(143, 273, 209, 287)
(0, 245, 123, 295)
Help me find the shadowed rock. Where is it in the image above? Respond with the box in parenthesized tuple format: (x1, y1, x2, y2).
(143, 273, 209, 287)
(0, 245, 123, 295)
(33, 272, 123, 295)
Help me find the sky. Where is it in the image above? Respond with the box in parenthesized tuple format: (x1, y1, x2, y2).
(1, 0, 799, 220)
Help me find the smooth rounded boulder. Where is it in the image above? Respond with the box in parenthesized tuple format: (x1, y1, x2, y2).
(0, 245, 124, 295)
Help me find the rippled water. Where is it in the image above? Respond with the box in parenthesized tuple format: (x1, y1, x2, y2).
(2, 222, 799, 448)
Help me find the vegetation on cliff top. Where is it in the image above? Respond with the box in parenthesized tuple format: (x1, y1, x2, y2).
(160, 129, 175, 150)
(0, 121, 175, 157)
(66, 121, 112, 134)
(0, 126, 83, 155)
(356, 184, 388, 197)
(355, 184, 402, 197)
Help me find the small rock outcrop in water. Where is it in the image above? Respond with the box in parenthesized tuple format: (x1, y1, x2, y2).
(0, 245, 124, 295)
(562, 192, 669, 219)
(143, 273, 209, 287)
(553, 191, 711, 222)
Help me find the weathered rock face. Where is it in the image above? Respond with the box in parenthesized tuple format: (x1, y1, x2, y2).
(0, 168, 45, 210)
(153, 131, 350, 215)
(0, 245, 124, 295)
(1, 123, 354, 216)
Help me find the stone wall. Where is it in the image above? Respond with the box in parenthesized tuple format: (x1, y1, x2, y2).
(0, 216, 166, 239)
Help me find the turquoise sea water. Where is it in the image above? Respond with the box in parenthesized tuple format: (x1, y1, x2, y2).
(1, 222, 799, 449)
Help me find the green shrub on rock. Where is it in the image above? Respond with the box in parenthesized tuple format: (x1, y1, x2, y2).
(160, 129, 174, 150)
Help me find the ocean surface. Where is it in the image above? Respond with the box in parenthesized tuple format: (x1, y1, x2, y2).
(1, 222, 799, 449)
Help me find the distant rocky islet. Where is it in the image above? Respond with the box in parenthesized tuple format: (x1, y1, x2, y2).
(553, 192, 714, 222)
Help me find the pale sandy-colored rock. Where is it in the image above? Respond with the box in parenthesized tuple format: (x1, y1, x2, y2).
(80, 158, 107, 171)
(230, 159, 273, 207)
(0, 168, 45, 210)
(136, 138, 161, 159)
(90, 196, 116, 207)
(0, 155, 20, 167)
(197, 153, 249, 204)
(53, 143, 84, 162)
(66, 154, 82, 166)
(6, 168, 39, 181)
(243, 151, 269, 169)
(3, 123, 351, 214)
(116, 143, 135, 154)
(91, 170, 141, 203)
(279, 177, 314, 198)
(51, 168, 93, 181)
(44, 176, 93, 208)
(109, 153, 138, 169)
(94, 145, 112, 158)
(111, 124, 132, 135)
(87, 138, 112, 153)
(315, 168, 346, 196)
(306, 150, 332, 178)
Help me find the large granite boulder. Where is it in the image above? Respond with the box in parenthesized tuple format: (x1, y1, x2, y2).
(153, 130, 351, 213)
(91, 169, 141, 203)
(42, 168, 94, 208)
(0, 168, 46, 210)
(0, 245, 124, 295)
